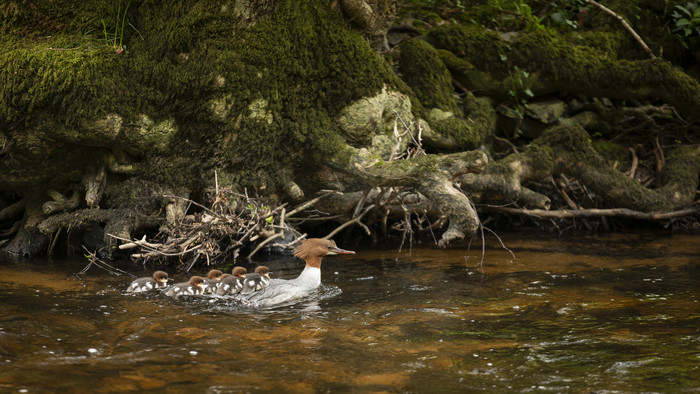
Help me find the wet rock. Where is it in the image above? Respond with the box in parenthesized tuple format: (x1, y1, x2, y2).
(525, 98, 567, 124)
(500, 31, 519, 42)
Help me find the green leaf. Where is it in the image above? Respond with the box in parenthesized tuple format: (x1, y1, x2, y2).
(675, 5, 692, 17)
(524, 88, 534, 97)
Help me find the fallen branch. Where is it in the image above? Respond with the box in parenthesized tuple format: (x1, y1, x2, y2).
(487, 206, 699, 220)
(286, 191, 342, 217)
(324, 204, 376, 240)
(113, 234, 163, 250)
(247, 232, 283, 259)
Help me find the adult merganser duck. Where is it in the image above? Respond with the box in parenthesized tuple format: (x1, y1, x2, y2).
(165, 276, 205, 297)
(203, 269, 223, 294)
(126, 271, 169, 293)
(240, 266, 271, 294)
(243, 238, 354, 306)
(216, 266, 248, 295)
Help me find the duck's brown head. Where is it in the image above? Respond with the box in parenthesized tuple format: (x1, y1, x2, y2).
(293, 238, 355, 268)
(153, 271, 169, 284)
(254, 265, 271, 277)
(219, 273, 231, 280)
(207, 269, 223, 280)
(189, 276, 205, 288)
(232, 266, 247, 278)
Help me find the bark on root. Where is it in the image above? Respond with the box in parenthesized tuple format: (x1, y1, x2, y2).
(460, 124, 700, 212)
(38, 208, 162, 257)
(329, 147, 488, 246)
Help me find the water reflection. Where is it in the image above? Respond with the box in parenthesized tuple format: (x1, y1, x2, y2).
(0, 231, 698, 392)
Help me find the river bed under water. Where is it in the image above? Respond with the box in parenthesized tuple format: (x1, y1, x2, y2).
(0, 231, 698, 393)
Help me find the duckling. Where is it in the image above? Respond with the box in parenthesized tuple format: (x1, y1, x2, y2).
(240, 266, 271, 294)
(165, 276, 205, 297)
(216, 266, 247, 295)
(203, 269, 223, 294)
(126, 271, 169, 293)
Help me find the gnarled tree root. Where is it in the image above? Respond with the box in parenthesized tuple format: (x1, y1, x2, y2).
(329, 147, 489, 246)
(38, 208, 162, 257)
(460, 124, 700, 211)
(3, 198, 47, 257)
(43, 189, 80, 215)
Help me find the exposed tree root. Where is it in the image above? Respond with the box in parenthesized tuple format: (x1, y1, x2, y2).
(43, 188, 80, 215)
(460, 124, 700, 212)
(0, 198, 25, 222)
(38, 208, 161, 257)
(329, 142, 487, 246)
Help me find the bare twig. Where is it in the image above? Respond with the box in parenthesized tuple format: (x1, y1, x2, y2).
(625, 147, 639, 179)
(324, 204, 376, 240)
(553, 177, 579, 210)
(78, 245, 136, 278)
(586, 0, 656, 59)
(286, 191, 341, 217)
(163, 194, 217, 216)
(47, 227, 62, 257)
(247, 232, 283, 259)
(654, 137, 666, 187)
(482, 226, 516, 261)
(492, 134, 520, 154)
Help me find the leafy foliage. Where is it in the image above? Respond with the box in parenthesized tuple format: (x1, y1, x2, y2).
(671, 1, 700, 37)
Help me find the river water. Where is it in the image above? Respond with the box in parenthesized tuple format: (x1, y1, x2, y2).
(0, 231, 698, 392)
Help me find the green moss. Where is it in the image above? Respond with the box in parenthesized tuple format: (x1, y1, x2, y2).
(592, 140, 630, 169)
(662, 147, 700, 201)
(428, 22, 700, 116)
(437, 48, 474, 73)
(398, 38, 460, 115)
(0, 38, 126, 124)
(201, 0, 399, 189)
(427, 24, 509, 76)
(1, 0, 404, 196)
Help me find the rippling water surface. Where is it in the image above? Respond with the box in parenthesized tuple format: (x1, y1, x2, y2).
(1, 231, 698, 392)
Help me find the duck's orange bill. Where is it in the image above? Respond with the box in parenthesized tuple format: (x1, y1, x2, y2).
(332, 247, 355, 255)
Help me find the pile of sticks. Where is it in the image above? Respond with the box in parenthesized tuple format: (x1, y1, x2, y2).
(110, 178, 340, 271)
